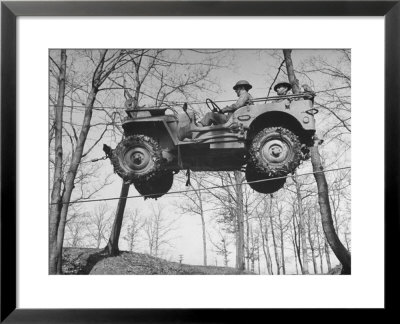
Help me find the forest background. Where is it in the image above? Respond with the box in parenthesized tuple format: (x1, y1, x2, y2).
(48, 48, 350, 275)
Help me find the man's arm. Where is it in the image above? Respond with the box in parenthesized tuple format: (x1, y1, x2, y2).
(222, 93, 251, 113)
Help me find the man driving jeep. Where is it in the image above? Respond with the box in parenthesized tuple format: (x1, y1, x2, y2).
(197, 80, 253, 126)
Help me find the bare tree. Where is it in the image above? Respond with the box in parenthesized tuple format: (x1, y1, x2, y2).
(312, 207, 325, 273)
(143, 204, 177, 258)
(247, 224, 260, 273)
(325, 240, 332, 272)
(328, 169, 351, 240)
(198, 171, 247, 270)
(49, 49, 67, 274)
(86, 203, 111, 249)
(310, 148, 351, 274)
(273, 198, 290, 275)
(209, 231, 232, 267)
(268, 195, 281, 274)
(283, 49, 351, 274)
(122, 209, 144, 252)
(64, 212, 89, 248)
(290, 202, 303, 273)
(49, 49, 132, 273)
(256, 198, 274, 275)
(234, 171, 246, 270)
(178, 172, 209, 266)
(292, 173, 309, 274)
(306, 208, 318, 274)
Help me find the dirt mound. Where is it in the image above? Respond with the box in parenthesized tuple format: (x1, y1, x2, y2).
(62, 248, 254, 275)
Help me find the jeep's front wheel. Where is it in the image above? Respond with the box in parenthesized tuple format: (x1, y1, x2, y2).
(249, 127, 301, 176)
(111, 135, 162, 183)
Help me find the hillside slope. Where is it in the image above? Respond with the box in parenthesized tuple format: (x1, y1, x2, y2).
(62, 248, 254, 275)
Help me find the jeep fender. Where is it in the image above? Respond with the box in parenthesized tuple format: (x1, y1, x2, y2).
(122, 116, 179, 150)
(232, 100, 316, 141)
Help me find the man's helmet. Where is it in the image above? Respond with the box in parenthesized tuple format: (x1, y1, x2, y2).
(233, 80, 252, 91)
(274, 81, 292, 92)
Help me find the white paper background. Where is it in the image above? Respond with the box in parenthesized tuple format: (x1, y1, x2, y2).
(17, 17, 384, 308)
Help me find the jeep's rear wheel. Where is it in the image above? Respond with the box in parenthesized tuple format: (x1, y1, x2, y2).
(111, 135, 162, 183)
(249, 127, 301, 176)
(245, 164, 286, 194)
(133, 171, 174, 199)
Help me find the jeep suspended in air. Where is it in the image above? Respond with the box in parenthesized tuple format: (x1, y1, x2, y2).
(105, 91, 318, 199)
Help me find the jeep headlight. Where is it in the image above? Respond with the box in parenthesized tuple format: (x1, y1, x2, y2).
(303, 116, 309, 124)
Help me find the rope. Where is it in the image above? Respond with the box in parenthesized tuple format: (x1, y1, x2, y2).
(49, 166, 350, 206)
(49, 155, 108, 169)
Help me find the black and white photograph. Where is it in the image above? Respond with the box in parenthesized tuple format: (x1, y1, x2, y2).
(2, 1, 397, 318)
(49, 49, 351, 276)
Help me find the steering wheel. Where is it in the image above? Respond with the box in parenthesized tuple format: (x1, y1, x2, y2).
(206, 98, 223, 113)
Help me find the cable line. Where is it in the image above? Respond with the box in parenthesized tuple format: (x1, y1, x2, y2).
(49, 166, 350, 206)
(48, 86, 350, 110)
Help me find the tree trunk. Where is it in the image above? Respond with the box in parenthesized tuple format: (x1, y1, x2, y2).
(258, 216, 273, 274)
(49, 49, 67, 274)
(344, 231, 351, 251)
(154, 219, 160, 258)
(129, 237, 134, 252)
(54, 87, 98, 273)
(246, 211, 250, 270)
(310, 145, 351, 274)
(315, 212, 324, 273)
(325, 241, 332, 272)
(292, 239, 299, 275)
(193, 184, 208, 266)
(283, 49, 301, 94)
(96, 235, 101, 249)
(307, 220, 318, 274)
(282, 48, 351, 274)
(278, 212, 286, 274)
(292, 213, 303, 272)
(268, 197, 281, 274)
(104, 61, 143, 256)
(330, 197, 340, 233)
(200, 208, 207, 266)
(222, 239, 229, 267)
(263, 228, 273, 275)
(294, 174, 309, 274)
(103, 182, 130, 255)
(224, 253, 228, 267)
(319, 247, 324, 274)
(250, 229, 255, 272)
(234, 171, 245, 270)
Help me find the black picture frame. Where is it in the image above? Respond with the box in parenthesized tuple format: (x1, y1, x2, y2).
(1, 1, 398, 322)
